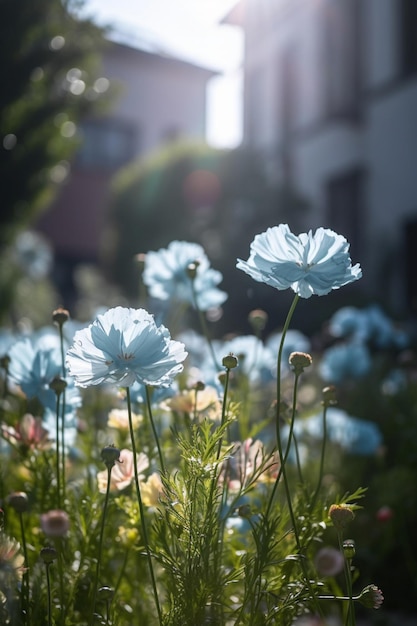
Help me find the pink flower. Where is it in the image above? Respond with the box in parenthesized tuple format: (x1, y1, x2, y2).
(97, 449, 149, 493)
(220, 439, 278, 492)
(2, 413, 51, 452)
(358, 584, 384, 609)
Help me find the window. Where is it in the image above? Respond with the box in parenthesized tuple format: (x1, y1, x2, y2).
(325, 168, 365, 260)
(322, 0, 362, 119)
(77, 119, 138, 170)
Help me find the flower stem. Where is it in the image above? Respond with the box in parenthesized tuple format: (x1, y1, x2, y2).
(145, 385, 165, 473)
(19, 512, 29, 624)
(265, 294, 299, 517)
(126, 387, 163, 625)
(45, 562, 53, 626)
(58, 323, 67, 503)
(310, 402, 328, 512)
(55, 393, 61, 509)
(338, 531, 356, 626)
(90, 465, 112, 626)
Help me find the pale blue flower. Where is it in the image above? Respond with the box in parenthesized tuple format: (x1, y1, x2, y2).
(66, 306, 187, 388)
(7, 329, 81, 418)
(143, 241, 227, 311)
(284, 408, 382, 456)
(237, 224, 361, 299)
(130, 379, 179, 405)
(13, 231, 53, 279)
(319, 341, 371, 384)
(364, 305, 409, 349)
(329, 305, 408, 348)
(221, 335, 275, 383)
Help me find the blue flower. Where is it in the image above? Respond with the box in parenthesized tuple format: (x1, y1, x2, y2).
(218, 335, 275, 384)
(319, 341, 371, 384)
(285, 408, 382, 456)
(328, 305, 409, 348)
(143, 241, 227, 311)
(66, 307, 187, 388)
(7, 329, 81, 418)
(237, 224, 361, 299)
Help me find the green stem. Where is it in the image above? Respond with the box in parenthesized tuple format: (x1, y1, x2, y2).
(55, 394, 61, 509)
(60, 391, 66, 504)
(126, 387, 163, 625)
(337, 532, 356, 626)
(45, 563, 53, 626)
(90, 465, 112, 626)
(265, 294, 299, 518)
(145, 385, 165, 473)
(19, 512, 29, 624)
(58, 324, 67, 503)
(216, 366, 231, 460)
(310, 402, 328, 512)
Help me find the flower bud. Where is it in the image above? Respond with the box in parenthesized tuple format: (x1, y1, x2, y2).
(40, 546, 58, 564)
(289, 351, 312, 375)
(7, 492, 29, 514)
(314, 546, 344, 577)
(52, 307, 70, 327)
(222, 353, 238, 370)
(186, 261, 200, 279)
(237, 504, 252, 518)
(342, 538, 356, 560)
(322, 385, 337, 407)
(101, 445, 121, 469)
(40, 509, 70, 537)
(248, 309, 268, 333)
(98, 586, 114, 601)
(358, 584, 384, 609)
(328, 504, 355, 531)
(134, 253, 146, 270)
(49, 376, 67, 396)
(194, 380, 205, 392)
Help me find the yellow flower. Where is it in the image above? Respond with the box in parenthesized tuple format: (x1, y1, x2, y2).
(117, 526, 139, 548)
(140, 472, 164, 507)
(165, 386, 222, 421)
(107, 409, 143, 431)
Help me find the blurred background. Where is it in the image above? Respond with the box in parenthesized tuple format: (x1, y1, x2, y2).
(1, 0, 417, 333)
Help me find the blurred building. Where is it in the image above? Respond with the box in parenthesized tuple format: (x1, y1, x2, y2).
(225, 0, 417, 314)
(36, 40, 215, 307)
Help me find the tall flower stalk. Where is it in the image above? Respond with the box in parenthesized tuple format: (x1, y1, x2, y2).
(90, 446, 120, 626)
(126, 386, 162, 625)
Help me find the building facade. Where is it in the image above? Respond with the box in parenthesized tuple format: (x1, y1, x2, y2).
(226, 0, 417, 314)
(36, 40, 215, 306)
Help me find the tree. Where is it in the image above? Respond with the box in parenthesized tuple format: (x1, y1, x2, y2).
(0, 0, 107, 248)
(104, 138, 310, 336)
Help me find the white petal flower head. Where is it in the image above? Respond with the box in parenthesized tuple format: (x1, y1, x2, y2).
(237, 224, 362, 299)
(143, 240, 227, 311)
(66, 307, 187, 388)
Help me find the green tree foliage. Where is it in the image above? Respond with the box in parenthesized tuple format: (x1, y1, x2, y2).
(0, 0, 106, 248)
(104, 139, 309, 335)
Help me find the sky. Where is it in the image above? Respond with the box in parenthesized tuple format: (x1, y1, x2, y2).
(80, 0, 243, 147)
